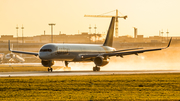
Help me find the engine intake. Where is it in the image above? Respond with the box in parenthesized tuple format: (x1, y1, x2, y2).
(94, 56, 109, 66)
(41, 60, 54, 67)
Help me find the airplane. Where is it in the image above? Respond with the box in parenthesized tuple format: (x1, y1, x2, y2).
(8, 17, 172, 72)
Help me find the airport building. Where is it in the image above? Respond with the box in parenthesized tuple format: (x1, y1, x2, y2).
(0, 33, 180, 63)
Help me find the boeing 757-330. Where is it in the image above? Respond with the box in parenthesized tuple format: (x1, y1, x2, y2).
(8, 17, 172, 72)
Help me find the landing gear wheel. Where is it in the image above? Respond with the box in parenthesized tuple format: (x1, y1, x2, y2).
(93, 67, 96, 71)
(48, 67, 53, 72)
(97, 67, 100, 71)
(93, 66, 100, 71)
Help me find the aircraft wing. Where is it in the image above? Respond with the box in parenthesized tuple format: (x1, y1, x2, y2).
(113, 48, 143, 52)
(104, 47, 164, 57)
(8, 40, 39, 56)
(81, 38, 172, 59)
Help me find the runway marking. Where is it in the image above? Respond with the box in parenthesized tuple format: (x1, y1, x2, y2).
(0, 70, 180, 77)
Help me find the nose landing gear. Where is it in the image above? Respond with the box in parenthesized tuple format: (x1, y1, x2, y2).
(48, 67, 53, 72)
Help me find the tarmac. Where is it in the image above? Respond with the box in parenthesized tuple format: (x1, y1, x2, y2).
(1, 70, 180, 77)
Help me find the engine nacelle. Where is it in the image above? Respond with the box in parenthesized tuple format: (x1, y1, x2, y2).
(41, 60, 54, 67)
(94, 56, 109, 66)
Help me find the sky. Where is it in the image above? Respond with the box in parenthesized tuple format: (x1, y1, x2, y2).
(0, 0, 180, 37)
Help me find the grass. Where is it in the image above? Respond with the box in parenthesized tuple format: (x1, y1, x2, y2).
(0, 74, 180, 100)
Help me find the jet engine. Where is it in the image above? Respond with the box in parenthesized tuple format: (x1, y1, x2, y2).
(41, 60, 54, 67)
(94, 56, 109, 66)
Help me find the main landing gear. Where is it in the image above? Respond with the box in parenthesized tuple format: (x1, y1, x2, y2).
(63, 61, 71, 71)
(48, 67, 53, 72)
(65, 61, 69, 67)
(93, 66, 100, 71)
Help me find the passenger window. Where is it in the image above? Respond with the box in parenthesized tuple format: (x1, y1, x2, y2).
(56, 48, 69, 55)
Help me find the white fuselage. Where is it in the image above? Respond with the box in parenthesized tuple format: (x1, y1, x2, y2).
(39, 43, 116, 62)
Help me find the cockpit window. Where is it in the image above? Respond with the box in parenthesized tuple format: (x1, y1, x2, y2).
(40, 49, 52, 52)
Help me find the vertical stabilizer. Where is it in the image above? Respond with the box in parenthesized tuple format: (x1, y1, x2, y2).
(103, 17, 115, 47)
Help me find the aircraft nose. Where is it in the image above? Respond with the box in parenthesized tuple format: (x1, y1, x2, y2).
(39, 52, 48, 59)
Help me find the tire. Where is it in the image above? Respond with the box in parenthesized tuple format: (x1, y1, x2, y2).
(97, 67, 100, 71)
(93, 67, 96, 71)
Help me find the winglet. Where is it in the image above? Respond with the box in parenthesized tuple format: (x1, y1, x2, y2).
(8, 40, 11, 51)
(166, 37, 172, 48)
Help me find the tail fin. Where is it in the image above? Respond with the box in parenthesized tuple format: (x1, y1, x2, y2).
(103, 17, 115, 47)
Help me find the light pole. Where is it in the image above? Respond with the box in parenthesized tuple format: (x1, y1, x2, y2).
(16, 25, 19, 50)
(22, 25, 24, 43)
(89, 25, 91, 43)
(94, 25, 97, 43)
(161, 30, 164, 42)
(166, 29, 169, 41)
(49, 23, 56, 43)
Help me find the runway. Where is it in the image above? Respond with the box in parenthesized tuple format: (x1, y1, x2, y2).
(0, 63, 42, 67)
(1, 70, 180, 77)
